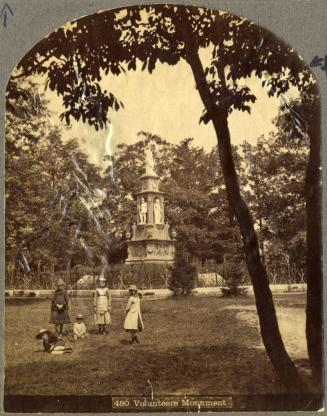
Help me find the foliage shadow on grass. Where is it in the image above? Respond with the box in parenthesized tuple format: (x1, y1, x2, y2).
(5, 340, 310, 396)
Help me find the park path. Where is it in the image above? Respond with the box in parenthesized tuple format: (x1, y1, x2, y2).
(222, 296, 308, 361)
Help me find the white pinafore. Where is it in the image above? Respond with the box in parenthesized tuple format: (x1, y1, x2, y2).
(94, 287, 112, 325)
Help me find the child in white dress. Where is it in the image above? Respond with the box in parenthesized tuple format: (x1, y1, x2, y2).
(73, 314, 88, 340)
(124, 285, 144, 344)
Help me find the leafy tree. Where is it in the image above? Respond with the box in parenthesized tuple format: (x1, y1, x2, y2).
(6, 81, 109, 286)
(241, 93, 320, 383)
(240, 131, 308, 271)
(274, 91, 322, 385)
(162, 138, 238, 265)
(9, 5, 321, 389)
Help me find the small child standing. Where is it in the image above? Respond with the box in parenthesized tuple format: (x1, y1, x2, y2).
(94, 276, 112, 335)
(35, 329, 73, 354)
(49, 278, 71, 336)
(124, 285, 144, 344)
(73, 314, 88, 340)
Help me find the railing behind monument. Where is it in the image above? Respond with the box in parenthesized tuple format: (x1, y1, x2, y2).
(5, 269, 65, 290)
(107, 263, 171, 289)
(5, 262, 306, 289)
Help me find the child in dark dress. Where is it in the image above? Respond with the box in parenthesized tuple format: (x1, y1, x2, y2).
(49, 278, 71, 336)
(35, 329, 73, 354)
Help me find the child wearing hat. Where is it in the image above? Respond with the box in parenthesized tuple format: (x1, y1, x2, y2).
(73, 314, 88, 340)
(49, 278, 71, 336)
(94, 276, 112, 335)
(124, 285, 144, 344)
(35, 329, 73, 354)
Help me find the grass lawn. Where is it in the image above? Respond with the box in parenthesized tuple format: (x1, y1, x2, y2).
(4, 293, 312, 396)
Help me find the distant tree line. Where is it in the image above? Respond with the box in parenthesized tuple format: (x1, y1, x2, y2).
(6, 83, 308, 289)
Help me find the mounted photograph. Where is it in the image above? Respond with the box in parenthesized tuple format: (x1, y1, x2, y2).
(4, 4, 323, 412)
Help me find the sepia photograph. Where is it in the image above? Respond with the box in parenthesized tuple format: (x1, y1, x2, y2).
(3, 3, 324, 412)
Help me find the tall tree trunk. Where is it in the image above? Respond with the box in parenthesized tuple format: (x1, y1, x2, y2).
(305, 90, 322, 389)
(212, 112, 306, 392)
(177, 12, 306, 391)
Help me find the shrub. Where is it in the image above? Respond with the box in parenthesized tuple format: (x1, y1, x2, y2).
(169, 250, 197, 296)
(28, 292, 37, 297)
(221, 254, 248, 297)
(221, 282, 248, 297)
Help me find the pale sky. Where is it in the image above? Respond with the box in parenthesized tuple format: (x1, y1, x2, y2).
(42, 56, 300, 169)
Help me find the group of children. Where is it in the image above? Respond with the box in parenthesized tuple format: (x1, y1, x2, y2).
(35, 276, 144, 354)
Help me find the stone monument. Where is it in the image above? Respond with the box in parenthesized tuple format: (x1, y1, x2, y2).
(125, 147, 176, 264)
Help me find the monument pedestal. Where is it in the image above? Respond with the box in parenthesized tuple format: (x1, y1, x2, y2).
(126, 224, 175, 264)
(125, 239, 175, 264)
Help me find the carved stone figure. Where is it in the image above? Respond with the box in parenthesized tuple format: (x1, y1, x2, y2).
(135, 245, 146, 258)
(153, 197, 163, 224)
(139, 197, 147, 223)
(147, 245, 154, 254)
(145, 147, 155, 175)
